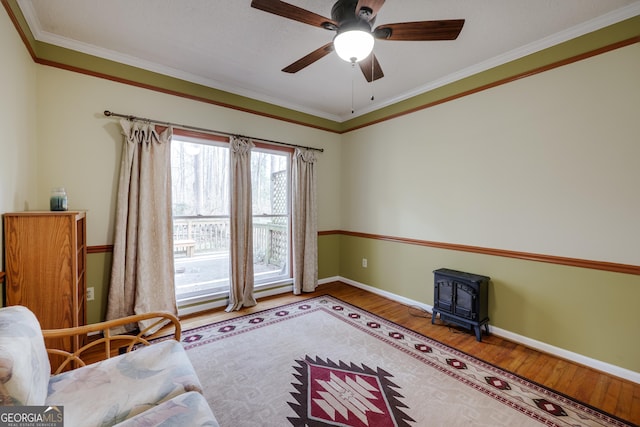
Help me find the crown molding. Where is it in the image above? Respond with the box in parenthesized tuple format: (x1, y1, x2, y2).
(346, 2, 640, 121)
(16, 0, 343, 124)
(5, 0, 640, 133)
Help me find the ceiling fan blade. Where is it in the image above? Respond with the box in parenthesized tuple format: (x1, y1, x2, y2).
(355, 0, 385, 21)
(282, 43, 334, 74)
(374, 19, 465, 41)
(359, 54, 384, 82)
(251, 0, 337, 29)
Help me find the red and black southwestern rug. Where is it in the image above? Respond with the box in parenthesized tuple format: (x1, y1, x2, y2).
(178, 296, 634, 427)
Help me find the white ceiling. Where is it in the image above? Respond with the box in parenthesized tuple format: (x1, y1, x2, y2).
(17, 0, 640, 122)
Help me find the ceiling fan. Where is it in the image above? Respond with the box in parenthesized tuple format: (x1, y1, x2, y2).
(250, 0, 465, 82)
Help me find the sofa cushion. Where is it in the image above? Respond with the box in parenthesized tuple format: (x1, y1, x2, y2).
(113, 392, 219, 427)
(0, 306, 51, 406)
(46, 340, 203, 426)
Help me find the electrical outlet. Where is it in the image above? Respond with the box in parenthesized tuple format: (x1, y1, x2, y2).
(87, 287, 95, 301)
(362, 258, 368, 268)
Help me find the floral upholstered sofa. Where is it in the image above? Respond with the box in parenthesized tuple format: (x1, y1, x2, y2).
(0, 305, 219, 426)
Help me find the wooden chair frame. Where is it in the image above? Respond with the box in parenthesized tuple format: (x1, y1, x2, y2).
(42, 312, 181, 374)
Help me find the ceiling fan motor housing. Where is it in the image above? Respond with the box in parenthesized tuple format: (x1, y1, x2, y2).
(331, 0, 376, 27)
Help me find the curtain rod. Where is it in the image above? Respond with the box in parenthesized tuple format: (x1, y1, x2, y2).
(103, 110, 324, 153)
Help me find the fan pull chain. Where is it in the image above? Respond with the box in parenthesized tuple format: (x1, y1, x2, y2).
(370, 56, 375, 101)
(351, 62, 356, 114)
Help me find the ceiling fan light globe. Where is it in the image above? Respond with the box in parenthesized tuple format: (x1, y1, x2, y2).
(333, 30, 374, 63)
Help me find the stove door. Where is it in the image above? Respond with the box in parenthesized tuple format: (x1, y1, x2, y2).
(454, 283, 476, 320)
(435, 279, 454, 313)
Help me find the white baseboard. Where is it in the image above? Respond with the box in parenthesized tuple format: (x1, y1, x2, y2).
(337, 276, 640, 385)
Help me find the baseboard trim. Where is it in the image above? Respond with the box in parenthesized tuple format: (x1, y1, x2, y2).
(336, 276, 640, 385)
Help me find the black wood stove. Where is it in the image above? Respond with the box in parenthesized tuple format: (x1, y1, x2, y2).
(432, 268, 490, 342)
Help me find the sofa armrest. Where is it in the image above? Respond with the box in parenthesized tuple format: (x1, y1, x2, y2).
(42, 312, 181, 374)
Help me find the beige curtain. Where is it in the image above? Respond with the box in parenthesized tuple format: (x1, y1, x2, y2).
(106, 119, 177, 332)
(226, 136, 257, 312)
(292, 148, 318, 294)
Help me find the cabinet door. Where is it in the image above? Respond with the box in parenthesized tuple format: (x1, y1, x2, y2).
(5, 215, 76, 329)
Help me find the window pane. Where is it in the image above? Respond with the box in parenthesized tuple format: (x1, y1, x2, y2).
(172, 141, 229, 216)
(251, 148, 290, 284)
(172, 137, 230, 301)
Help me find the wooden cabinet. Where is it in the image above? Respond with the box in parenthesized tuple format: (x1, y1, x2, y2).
(3, 211, 87, 367)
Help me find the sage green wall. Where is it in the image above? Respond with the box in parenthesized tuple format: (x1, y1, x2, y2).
(318, 234, 341, 279)
(86, 253, 111, 325)
(338, 43, 640, 373)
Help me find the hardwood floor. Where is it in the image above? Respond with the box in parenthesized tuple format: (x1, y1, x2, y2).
(177, 281, 640, 425)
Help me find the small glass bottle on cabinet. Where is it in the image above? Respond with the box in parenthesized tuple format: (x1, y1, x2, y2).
(50, 187, 68, 211)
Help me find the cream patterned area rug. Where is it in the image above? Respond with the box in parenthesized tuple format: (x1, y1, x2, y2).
(176, 296, 633, 427)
